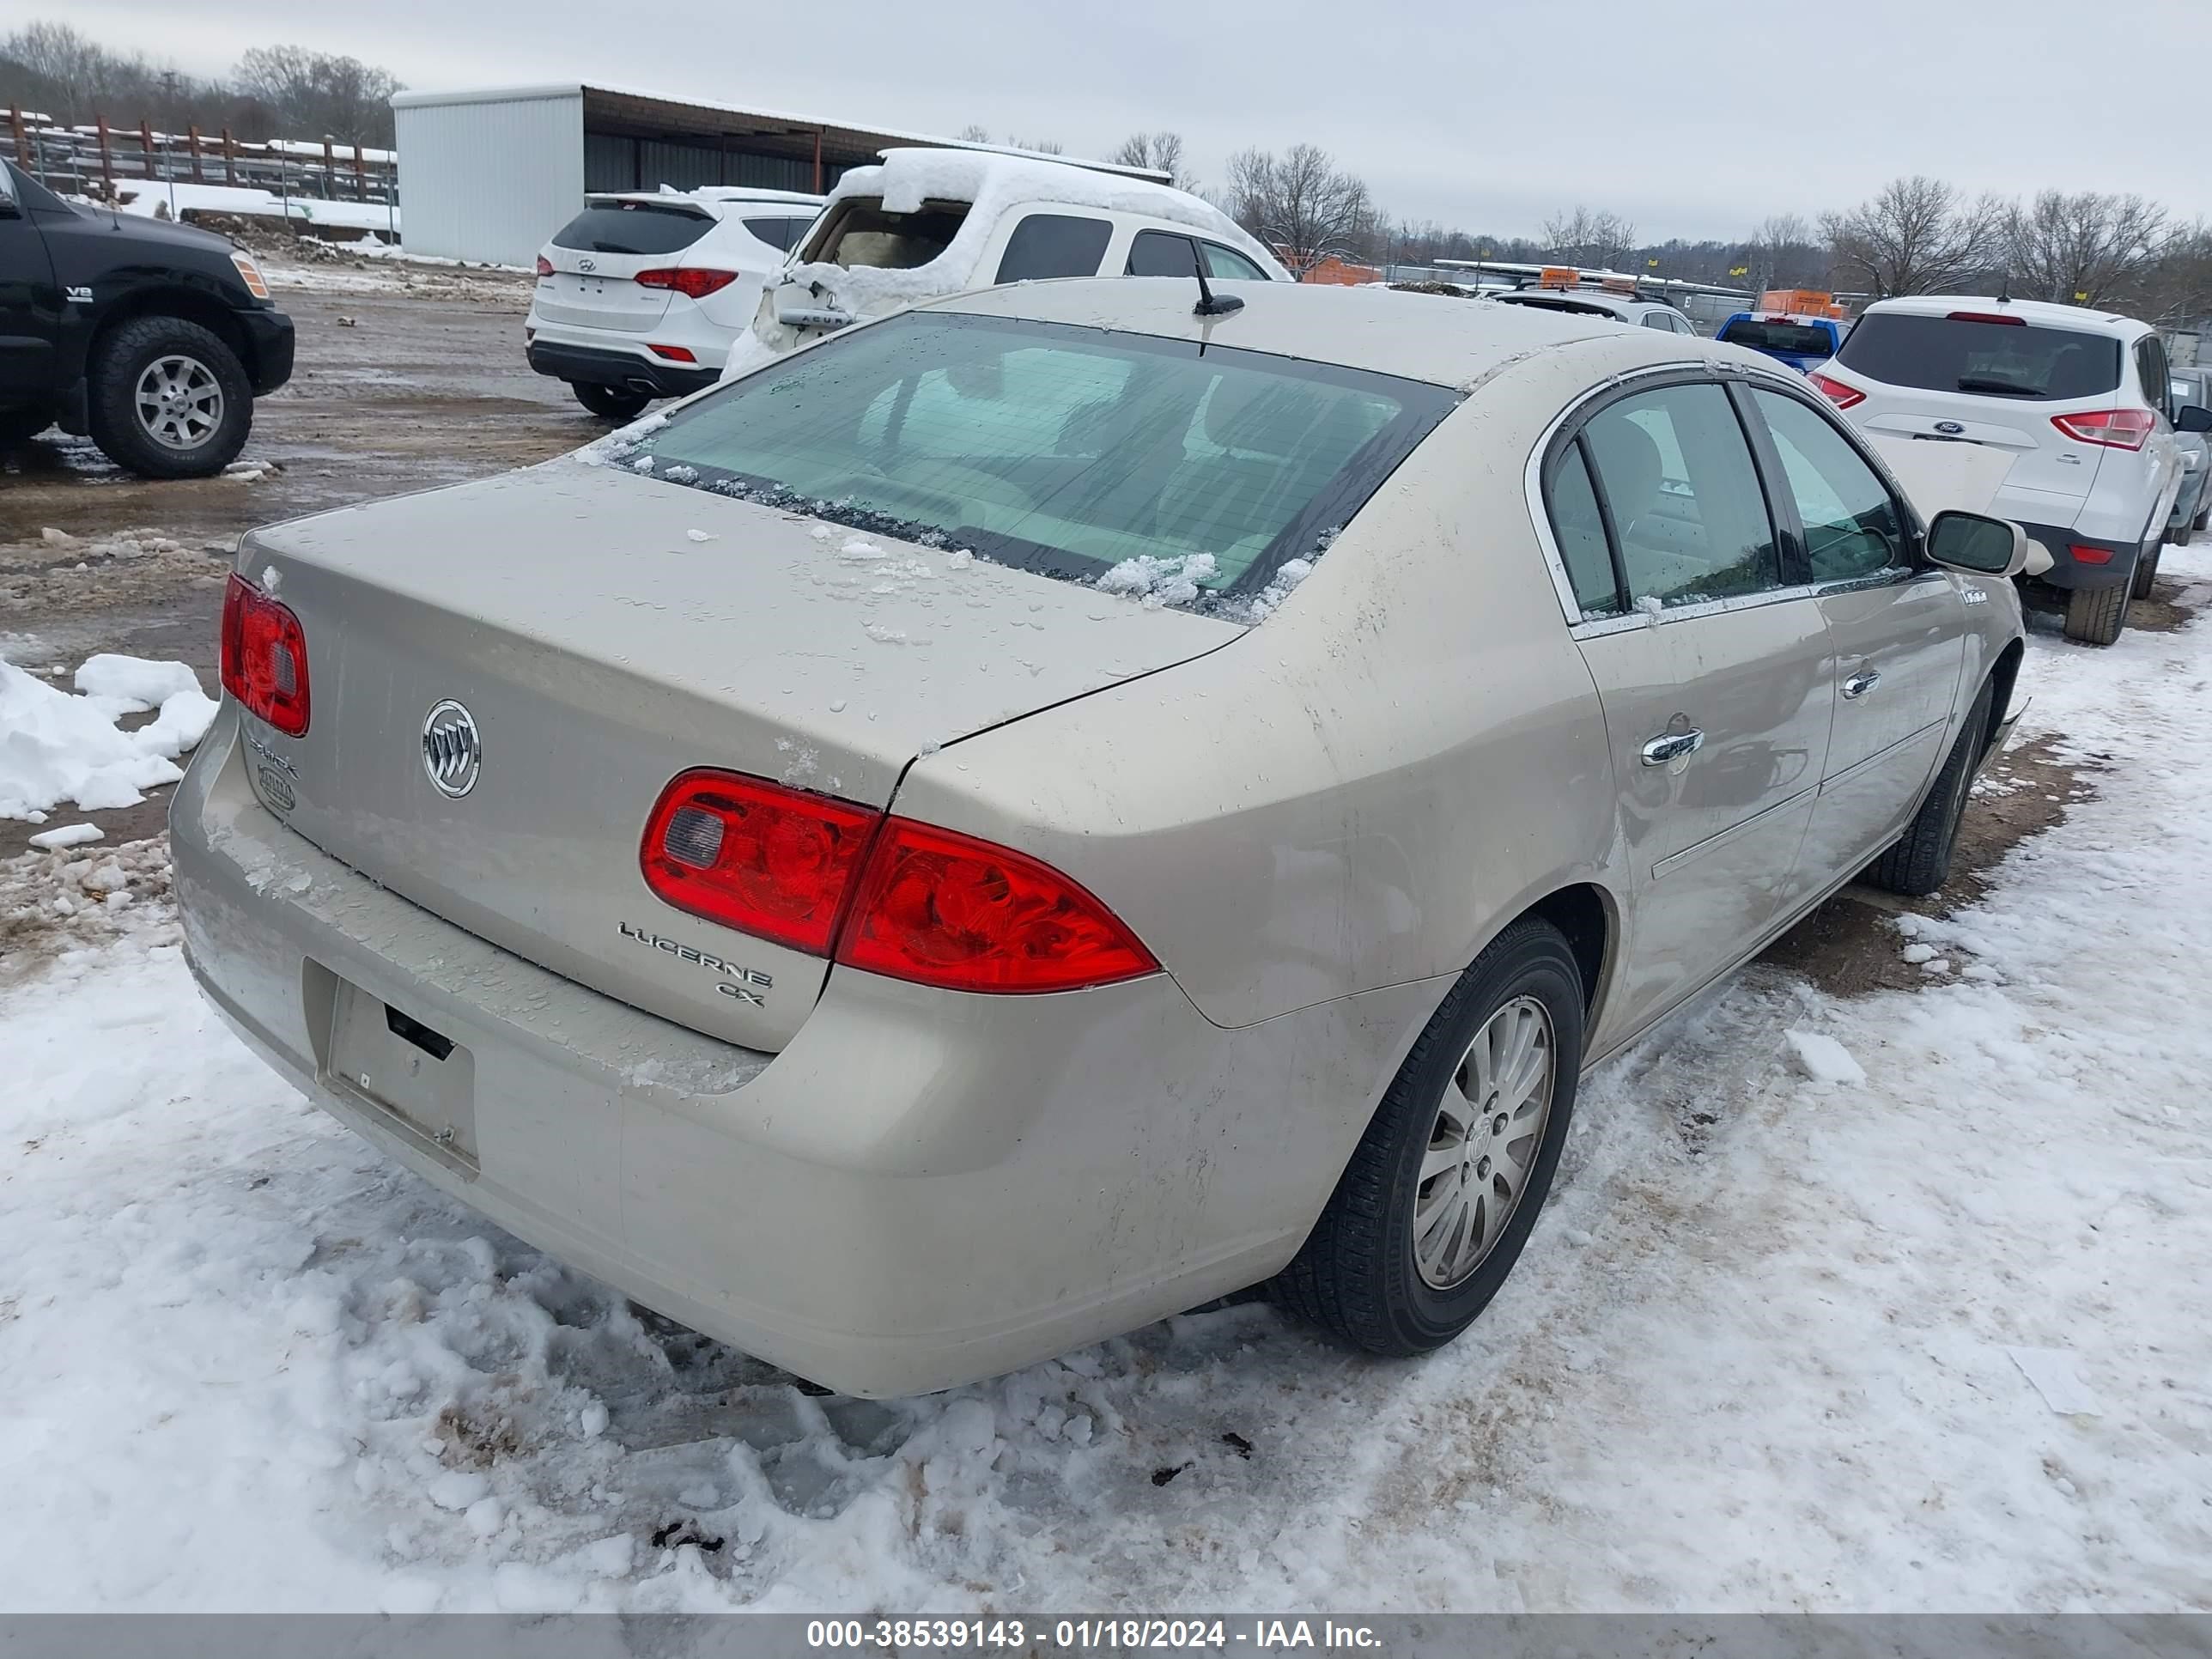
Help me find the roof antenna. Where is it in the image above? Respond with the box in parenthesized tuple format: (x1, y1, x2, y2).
(1996, 270, 2013, 304)
(1193, 254, 1243, 318)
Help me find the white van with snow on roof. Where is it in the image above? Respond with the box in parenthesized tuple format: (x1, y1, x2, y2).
(733, 149, 1289, 370)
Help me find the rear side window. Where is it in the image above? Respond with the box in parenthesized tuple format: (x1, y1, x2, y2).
(994, 213, 1114, 283)
(741, 216, 811, 252)
(625, 312, 1458, 607)
(1201, 243, 1267, 282)
(1544, 443, 1625, 617)
(1718, 318, 1835, 356)
(1579, 384, 1781, 608)
(810, 197, 971, 270)
(1837, 313, 2121, 401)
(2136, 337, 2172, 416)
(1126, 229, 1202, 277)
(552, 201, 714, 255)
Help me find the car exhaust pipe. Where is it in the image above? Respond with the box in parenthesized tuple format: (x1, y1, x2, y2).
(626, 377, 659, 396)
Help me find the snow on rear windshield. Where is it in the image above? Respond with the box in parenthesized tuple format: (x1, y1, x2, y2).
(610, 313, 1459, 615)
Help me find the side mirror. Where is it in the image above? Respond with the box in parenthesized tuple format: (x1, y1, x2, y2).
(2178, 404, 2212, 434)
(1925, 509, 2039, 579)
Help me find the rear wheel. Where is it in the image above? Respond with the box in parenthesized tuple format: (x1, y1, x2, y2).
(2063, 580, 2128, 646)
(1869, 680, 1991, 898)
(2194, 499, 2209, 533)
(571, 381, 652, 422)
(86, 315, 252, 479)
(2133, 541, 2166, 599)
(1274, 917, 1583, 1357)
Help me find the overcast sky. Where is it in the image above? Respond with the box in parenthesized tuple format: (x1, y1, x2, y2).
(49, 0, 2212, 241)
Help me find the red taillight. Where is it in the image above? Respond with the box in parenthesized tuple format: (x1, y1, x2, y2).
(647, 343, 697, 362)
(1946, 310, 2026, 326)
(1808, 370, 1865, 410)
(638, 771, 1160, 994)
(535, 254, 553, 277)
(2067, 544, 2114, 565)
(836, 818, 1158, 994)
(2051, 408, 2156, 450)
(641, 770, 880, 955)
(635, 267, 739, 299)
(219, 574, 310, 736)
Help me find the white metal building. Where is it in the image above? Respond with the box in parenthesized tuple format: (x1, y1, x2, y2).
(391, 83, 1165, 268)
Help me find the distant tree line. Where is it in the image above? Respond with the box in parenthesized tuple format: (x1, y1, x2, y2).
(0, 21, 402, 147)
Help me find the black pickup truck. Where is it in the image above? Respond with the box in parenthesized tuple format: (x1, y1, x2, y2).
(1, 157, 295, 478)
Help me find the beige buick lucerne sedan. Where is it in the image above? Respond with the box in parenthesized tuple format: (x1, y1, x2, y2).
(174, 278, 2029, 1397)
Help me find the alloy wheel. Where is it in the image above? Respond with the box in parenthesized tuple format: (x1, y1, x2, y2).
(134, 353, 225, 451)
(1412, 994, 1556, 1290)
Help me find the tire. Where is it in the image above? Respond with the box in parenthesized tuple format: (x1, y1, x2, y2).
(2133, 541, 2165, 599)
(85, 315, 252, 479)
(0, 406, 56, 445)
(572, 380, 652, 422)
(1868, 680, 1992, 899)
(2063, 580, 2128, 646)
(1273, 916, 1584, 1357)
(2194, 500, 2209, 533)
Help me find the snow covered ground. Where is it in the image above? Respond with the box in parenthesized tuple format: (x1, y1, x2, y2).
(2, 555, 2209, 1613)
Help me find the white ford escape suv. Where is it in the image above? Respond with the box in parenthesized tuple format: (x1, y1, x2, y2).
(1811, 295, 2206, 645)
(526, 187, 824, 422)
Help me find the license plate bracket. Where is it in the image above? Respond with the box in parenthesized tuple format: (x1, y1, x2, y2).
(323, 975, 478, 1173)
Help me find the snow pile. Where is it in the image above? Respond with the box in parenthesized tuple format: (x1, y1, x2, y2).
(108, 179, 400, 234)
(0, 654, 217, 821)
(1096, 551, 1218, 608)
(1783, 1029, 1866, 1085)
(0, 833, 173, 981)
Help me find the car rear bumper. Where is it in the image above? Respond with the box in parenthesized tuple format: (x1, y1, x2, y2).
(2008, 519, 2141, 590)
(239, 306, 295, 394)
(526, 338, 716, 398)
(170, 709, 1431, 1396)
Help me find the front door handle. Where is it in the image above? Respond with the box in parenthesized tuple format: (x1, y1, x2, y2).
(1640, 728, 1705, 768)
(1841, 669, 1881, 700)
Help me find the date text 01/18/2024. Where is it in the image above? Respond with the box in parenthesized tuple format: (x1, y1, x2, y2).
(804, 1620, 1384, 1651)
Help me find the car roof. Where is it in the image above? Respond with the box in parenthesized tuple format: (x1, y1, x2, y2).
(921, 277, 1746, 389)
(1862, 294, 2147, 337)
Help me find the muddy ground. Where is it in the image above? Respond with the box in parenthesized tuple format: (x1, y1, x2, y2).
(0, 263, 2197, 996)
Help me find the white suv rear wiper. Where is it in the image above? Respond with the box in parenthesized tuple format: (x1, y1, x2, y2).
(1956, 375, 2043, 398)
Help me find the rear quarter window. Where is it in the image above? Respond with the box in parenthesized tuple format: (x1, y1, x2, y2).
(552, 201, 714, 255)
(994, 213, 1114, 283)
(1837, 313, 2121, 401)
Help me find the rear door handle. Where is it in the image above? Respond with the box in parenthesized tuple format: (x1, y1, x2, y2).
(1841, 669, 1881, 700)
(1640, 728, 1705, 768)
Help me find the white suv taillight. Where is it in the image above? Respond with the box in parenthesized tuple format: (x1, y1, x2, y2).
(1808, 370, 1864, 410)
(2051, 409, 2157, 450)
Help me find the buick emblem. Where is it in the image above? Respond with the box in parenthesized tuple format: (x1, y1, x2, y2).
(422, 701, 482, 798)
(1935, 420, 1966, 434)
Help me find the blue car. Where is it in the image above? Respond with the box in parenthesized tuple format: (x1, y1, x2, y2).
(1715, 311, 1848, 373)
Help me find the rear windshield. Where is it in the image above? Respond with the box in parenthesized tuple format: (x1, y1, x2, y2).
(552, 200, 714, 256)
(1718, 318, 1836, 356)
(1837, 313, 2122, 400)
(807, 197, 970, 270)
(616, 312, 1458, 611)
(1497, 295, 1621, 319)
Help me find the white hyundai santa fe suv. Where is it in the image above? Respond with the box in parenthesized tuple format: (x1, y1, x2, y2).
(1810, 295, 2209, 644)
(526, 187, 823, 421)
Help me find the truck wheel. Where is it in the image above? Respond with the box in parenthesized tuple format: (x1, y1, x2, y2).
(1868, 681, 1991, 898)
(2063, 580, 2128, 646)
(1273, 916, 1583, 1357)
(2132, 543, 2165, 599)
(86, 316, 252, 479)
(571, 381, 652, 422)
(0, 406, 56, 445)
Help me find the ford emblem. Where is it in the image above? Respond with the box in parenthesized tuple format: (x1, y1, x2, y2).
(1935, 420, 1966, 435)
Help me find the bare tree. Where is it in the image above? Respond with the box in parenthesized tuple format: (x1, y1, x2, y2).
(1109, 131, 1193, 191)
(1742, 212, 1826, 291)
(1821, 176, 2002, 297)
(1541, 206, 1638, 270)
(2002, 191, 2169, 307)
(1226, 144, 1375, 277)
(2134, 222, 2212, 330)
(2, 21, 169, 124)
(233, 45, 402, 145)
(954, 124, 994, 143)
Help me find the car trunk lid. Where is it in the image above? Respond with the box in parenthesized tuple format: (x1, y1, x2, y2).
(233, 464, 1240, 1052)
